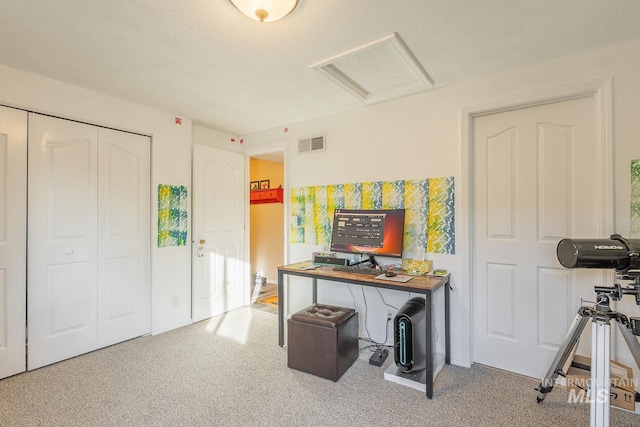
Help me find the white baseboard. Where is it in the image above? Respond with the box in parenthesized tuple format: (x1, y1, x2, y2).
(151, 318, 193, 335)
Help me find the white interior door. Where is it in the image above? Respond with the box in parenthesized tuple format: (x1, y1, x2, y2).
(97, 128, 150, 347)
(0, 106, 27, 379)
(192, 145, 246, 322)
(28, 114, 99, 369)
(473, 96, 604, 378)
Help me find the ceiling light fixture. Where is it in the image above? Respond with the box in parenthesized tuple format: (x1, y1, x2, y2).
(229, 0, 298, 23)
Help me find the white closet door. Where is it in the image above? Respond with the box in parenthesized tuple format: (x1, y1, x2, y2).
(28, 114, 99, 370)
(97, 128, 150, 347)
(0, 106, 27, 379)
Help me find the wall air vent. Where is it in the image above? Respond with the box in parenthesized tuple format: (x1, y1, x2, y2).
(298, 135, 326, 154)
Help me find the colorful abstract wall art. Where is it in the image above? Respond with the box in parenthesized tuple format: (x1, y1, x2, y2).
(158, 184, 188, 247)
(290, 177, 455, 255)
(631, 160, 640, 237)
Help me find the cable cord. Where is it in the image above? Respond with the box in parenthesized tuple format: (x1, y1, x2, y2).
(375, 288, 401, 311)
(360, 285, 374, 343)
(346, 284, 376, 350)
(361, 286, 392, 348)
(347, 283, 391, 349)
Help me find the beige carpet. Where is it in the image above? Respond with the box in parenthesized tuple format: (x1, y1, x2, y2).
(0, 306, 638, 426)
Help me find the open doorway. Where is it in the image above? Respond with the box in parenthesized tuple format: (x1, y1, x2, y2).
(248, 151, 284, 314)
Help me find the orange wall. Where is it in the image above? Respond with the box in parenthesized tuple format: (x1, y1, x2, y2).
(250, 158, 284, 283)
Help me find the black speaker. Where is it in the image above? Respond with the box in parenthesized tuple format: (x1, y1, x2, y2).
(312, 255, 349, 266)
(393, 297, 426, 373)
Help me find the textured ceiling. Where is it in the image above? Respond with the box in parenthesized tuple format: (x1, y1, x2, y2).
(0, 1, 639, 136)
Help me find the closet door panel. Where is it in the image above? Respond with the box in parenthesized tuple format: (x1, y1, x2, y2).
(97, 128, 150, 348)
(0, 106, 27, 379)
(28, 114, 98, 370)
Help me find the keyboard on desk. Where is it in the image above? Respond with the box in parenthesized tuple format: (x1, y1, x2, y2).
(331, 265, 382, 275)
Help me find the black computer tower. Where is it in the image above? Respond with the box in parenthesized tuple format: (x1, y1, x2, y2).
(393, 297, 426, 373)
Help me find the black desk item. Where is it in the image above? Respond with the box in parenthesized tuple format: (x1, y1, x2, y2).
(277, 261, 450, 399)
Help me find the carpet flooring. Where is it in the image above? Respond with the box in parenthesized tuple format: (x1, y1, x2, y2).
(1, 306, 638, 426)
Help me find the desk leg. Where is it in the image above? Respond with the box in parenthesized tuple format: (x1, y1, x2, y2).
(278, 270, 284, 347)
(445, 280, 450, 365)
(425, 290, 433, 399)
(312, 278, 317, 304)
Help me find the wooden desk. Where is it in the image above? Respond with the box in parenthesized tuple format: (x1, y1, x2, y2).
(277, 261, 450, 399)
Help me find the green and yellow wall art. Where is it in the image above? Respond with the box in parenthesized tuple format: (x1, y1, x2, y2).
(291, 177, 455, 255)
(158, 184, 188, 247)
(632, 160, 640, 237)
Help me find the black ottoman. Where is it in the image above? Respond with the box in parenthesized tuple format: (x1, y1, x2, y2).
(287, 303, 359, 381)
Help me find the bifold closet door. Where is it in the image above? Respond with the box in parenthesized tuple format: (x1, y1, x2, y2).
(97, 127, 150, 348)
(28, 115, 99, 369)
(0, 106, 27, 379)
(28, 114, 150, 370)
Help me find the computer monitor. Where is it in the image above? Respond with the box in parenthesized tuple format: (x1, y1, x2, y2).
(329, 209, 405, 260)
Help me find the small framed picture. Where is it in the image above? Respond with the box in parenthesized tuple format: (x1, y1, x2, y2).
(260, 180, 270, 189)
(250, 181, 259, 190)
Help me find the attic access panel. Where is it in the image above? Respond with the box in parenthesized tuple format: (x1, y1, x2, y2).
(310, 33, 434, 103)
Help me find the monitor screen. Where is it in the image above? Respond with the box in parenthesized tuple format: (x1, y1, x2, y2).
(329, 209, 405, 258)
